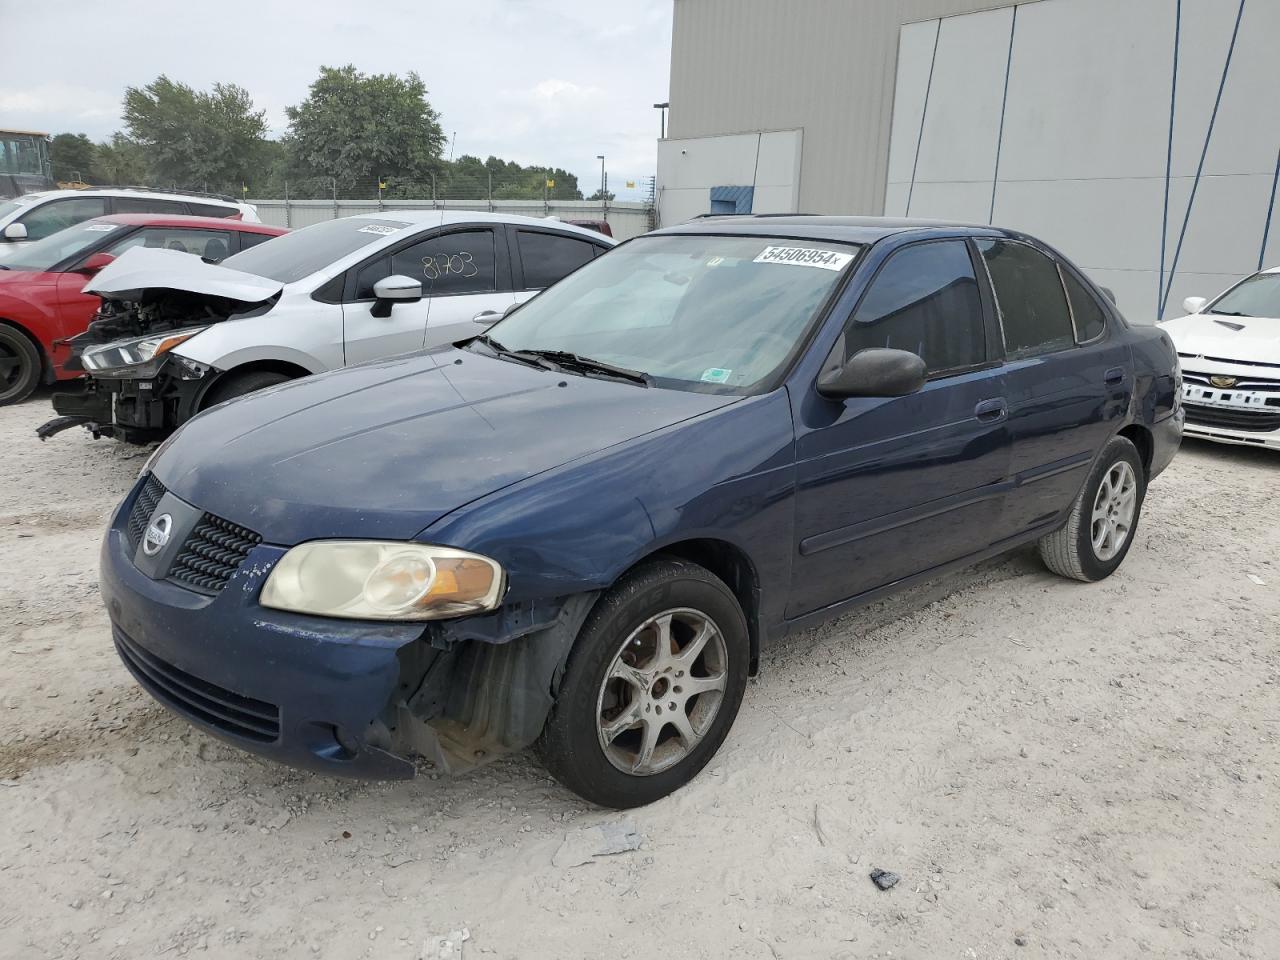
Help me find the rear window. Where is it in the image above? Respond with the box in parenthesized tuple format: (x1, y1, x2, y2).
(221, 217, 409, 284)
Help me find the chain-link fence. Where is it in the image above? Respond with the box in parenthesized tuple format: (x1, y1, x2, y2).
(243, 175, 658, 240)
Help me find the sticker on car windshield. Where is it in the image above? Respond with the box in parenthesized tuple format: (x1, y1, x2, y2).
(701, 368, 732, 384)
(357, 224, 402, 235)
(754, 246, 854, 271)
(83, 224, 119, 233)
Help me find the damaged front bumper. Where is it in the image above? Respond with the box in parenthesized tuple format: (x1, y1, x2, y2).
(42, 353, 214, 444)
(100, 476, 595, 779)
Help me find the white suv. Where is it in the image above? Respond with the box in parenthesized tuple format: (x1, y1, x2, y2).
(0, 188, 259, 259)
(46, 211, 616, 443)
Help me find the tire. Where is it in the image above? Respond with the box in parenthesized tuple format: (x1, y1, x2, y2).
(0, 324, 42, 406)
(1039, 435, 1146, 582)
(201, 369, 293, 409)
(536, 559, 750, 809)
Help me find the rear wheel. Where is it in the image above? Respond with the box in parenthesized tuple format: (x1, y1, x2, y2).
(0, 325, 41, 406)
(536, 559, 750, 808)
(1039, 435, 1146, 582)
(202, 369, 294, 409)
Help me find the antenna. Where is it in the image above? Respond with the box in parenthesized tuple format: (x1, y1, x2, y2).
(448, 131, 456, 163)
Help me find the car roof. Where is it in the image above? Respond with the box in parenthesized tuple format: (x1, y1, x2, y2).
(91, 213, 285, 234)
(16, 188, 244, 206)
(654, 214, 1007, 245)
(347, 209, 615, 242)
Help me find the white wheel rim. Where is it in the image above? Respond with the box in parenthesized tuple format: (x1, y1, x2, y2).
(595, 607, 728, 777)
(1090, 461, 1137, 562)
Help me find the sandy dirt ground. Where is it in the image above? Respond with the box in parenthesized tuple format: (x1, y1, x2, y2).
(1, 391, 1278, 960)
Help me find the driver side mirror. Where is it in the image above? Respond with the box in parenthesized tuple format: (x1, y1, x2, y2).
(817, 348, 926, 399)
(2, 222, 28, 241)
(370, 274, 422, 318)
(77, 251, 116, 275)
(1183, 296, 1208, 315)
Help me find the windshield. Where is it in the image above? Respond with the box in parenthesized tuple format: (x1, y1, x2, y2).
(1, 218, 121, 272)
(481, 234, 859, 393)
(1209, 272, 1280, 318)
(221, 216, 412, 284)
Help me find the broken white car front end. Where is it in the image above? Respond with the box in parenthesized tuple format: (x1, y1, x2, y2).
(39, 248, 281, 443)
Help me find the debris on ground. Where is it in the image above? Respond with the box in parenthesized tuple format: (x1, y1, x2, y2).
(870, 868, 900, 890)
(552, 820, 643, 867)
(420, 928, 470, 959)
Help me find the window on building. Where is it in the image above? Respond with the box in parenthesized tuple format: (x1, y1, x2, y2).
(517, 230, 598, 289)
(977, 239, 1075, 359)
(844, 240, 986, 375)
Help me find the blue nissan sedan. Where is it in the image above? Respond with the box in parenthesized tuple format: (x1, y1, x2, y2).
(102, 217, 1182, 808)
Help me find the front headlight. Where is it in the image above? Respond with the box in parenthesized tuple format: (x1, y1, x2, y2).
(260, 541, 506, 621)
(82, 326, 207, 373)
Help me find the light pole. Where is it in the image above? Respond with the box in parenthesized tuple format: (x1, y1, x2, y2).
(653, 102, 669, 140)
(596, 155, 606, 201)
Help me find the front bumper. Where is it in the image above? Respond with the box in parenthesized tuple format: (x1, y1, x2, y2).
(1179, 366, 1280, 451)
(100, 484, 428, 779)
(48, 357, 207, 444)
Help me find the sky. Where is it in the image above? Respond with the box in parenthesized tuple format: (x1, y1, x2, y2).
(0, 0, 673, 200)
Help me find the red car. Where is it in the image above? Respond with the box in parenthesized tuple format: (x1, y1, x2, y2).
(0, 214, 286, 404)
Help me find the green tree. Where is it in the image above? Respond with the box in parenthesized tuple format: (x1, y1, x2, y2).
(49, 133, 98, 183)
(587, 189, 616, 201)
(123, 76, 268, 192)
(93, 133, 150, 185)
(439, 155, 583, 200)
(285, 65, 445, 194)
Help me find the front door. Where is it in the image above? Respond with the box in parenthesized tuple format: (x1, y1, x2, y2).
(788, 239, 1012, 619)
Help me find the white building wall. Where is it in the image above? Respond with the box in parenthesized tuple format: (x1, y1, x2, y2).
(886, 0, 1280, 322)
(656, 129, 802, 226)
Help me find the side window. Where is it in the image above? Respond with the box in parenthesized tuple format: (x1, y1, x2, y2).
(19, 197, 108, 240)
(1061, 269, 1107, 342)
(107, 228, 233, 261)
(844, 240, 986, 375)
(517, 231, 598, 288)
(187, 202, 238, 219)
(111, 197, 185, 215)
(976, 240, 1075, 359)
(353, 229, 498, 299)
(237, 232, 274, 251)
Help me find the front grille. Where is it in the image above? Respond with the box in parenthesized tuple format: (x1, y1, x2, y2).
(168, 514, 262, 595)
(115, 628, 280, 742)
(1184, 403, 1280, 433)
(126, 474, 166, 551)
(1182, 369, 1280, 392)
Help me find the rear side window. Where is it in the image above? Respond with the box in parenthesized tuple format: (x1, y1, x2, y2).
(844, 240, 986, 376)
(353, 229, 498, 299)
(517, 230, 599, 288)
(111, 197, 186, 215)
(188, 202, 237, 218)
(977, 239, 1074, 359)
(237, 232, 274, 251)
(1062, 269, 1107, 342)
(19, 197, 108, 240)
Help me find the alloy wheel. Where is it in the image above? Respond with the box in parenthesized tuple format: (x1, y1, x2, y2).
(1091, 460, 1137, 561)
(595, 607, 728, 776)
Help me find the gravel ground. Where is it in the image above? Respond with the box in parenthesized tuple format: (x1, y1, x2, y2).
(1, 391, 1278, 960)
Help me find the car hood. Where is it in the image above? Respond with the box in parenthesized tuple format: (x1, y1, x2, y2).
(84, 246, 282, 303)
(153, 348, 739, 544)
(1161, 312, 1280, 366)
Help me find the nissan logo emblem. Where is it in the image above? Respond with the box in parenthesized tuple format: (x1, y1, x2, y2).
(142, 513, 173, 557)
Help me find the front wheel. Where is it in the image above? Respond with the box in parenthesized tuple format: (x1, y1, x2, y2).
(536, 559, 750, 808)
(201, 369, 294, 409)
(0, 325, 41, 406)
(1039, 435, 1146, 582)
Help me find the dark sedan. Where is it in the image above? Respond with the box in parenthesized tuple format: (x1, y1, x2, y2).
(100, 216, 1182, 808)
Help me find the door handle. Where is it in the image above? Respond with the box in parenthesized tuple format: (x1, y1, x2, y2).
(974, 398, 1008, 422)
(1104, 366, 1126, 385)
(473, 310, 503, 324)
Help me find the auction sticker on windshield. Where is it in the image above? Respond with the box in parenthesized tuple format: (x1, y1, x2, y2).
(357, 224, 402, 235)
(754, 246, 854, 271)
(84, 224, 119, 233)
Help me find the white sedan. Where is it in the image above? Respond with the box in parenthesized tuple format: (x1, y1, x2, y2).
(45, 211, 616, 443)
(1159, 267, 1280, 450)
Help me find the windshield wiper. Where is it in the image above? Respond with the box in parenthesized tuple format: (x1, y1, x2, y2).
(1208, 309, 1249, 317)
(516, 349, 651, 387)
(470, 334, 563, 372)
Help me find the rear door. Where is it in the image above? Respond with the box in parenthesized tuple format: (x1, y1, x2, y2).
(788, 238, 1012, 617)
(975, 239, 1131, 537)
